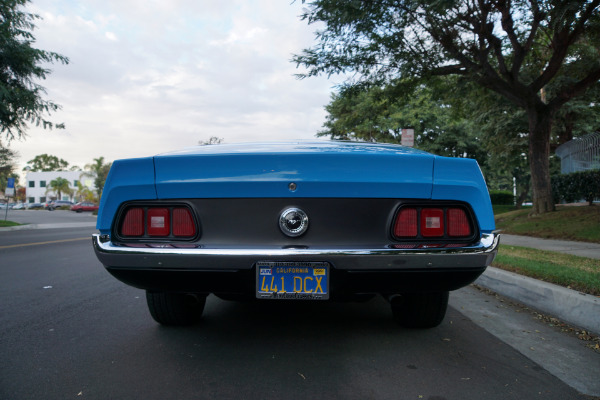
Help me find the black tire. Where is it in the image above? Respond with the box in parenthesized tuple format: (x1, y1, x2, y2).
(146, 291, 207, 326)
(389, 291, 449, 329)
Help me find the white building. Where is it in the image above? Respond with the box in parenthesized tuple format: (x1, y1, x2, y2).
(25, 171, 95, 204)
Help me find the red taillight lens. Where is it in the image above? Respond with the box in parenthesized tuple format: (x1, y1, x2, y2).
(447, 208, 471, 237)
(121, 208, 144, 236)
(172, 208, 196, 237)
(147, 208, 170, 236)
(393, 207, 418, 237)
(421, 208, 444, 237)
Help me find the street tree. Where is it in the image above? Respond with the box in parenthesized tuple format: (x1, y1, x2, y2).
(294, 0, 600, 214)
(318, 78, 488, 161)
(82, 157, 112, 198)
(15, 186, 25, 202)
(45, 176, 72, 200)
(0, 0, 69, 140)
(26, 153, 69, 171)
(74, 180, 95, 203)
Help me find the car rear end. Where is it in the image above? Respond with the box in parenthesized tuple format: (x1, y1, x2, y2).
(93, 142, 498, 328)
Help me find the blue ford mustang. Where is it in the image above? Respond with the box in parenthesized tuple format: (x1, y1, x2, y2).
(93, 141, 499, 328)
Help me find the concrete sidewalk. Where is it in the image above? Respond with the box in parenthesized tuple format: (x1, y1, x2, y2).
(501, 234, 600, 259)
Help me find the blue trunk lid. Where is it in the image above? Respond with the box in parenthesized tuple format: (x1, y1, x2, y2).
(153, 142, 435, 199)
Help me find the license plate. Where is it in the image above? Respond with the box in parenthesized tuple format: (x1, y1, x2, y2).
(256, 261, 329, 300)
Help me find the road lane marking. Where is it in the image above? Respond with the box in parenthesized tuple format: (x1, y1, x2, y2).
(0, 237, 90, 249)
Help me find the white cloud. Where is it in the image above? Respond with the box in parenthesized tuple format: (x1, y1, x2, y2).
(9, 0, 338, 179)
(105, 31, 118, 41)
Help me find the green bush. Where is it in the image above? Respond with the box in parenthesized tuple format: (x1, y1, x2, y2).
(552, 169, 600, 205)
(490, 190, 514, 205)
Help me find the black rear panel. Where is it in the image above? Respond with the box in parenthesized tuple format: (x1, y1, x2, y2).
(188, 198, 398, 247)
(112, 198, 479, 247)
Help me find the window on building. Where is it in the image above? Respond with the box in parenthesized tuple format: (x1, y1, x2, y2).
(28, 197, 34, 203)
(28, 181, 35, 188)
(73, 180, 79, 187)
(40, 197, 46, 203)
(40, 180, 46, 187)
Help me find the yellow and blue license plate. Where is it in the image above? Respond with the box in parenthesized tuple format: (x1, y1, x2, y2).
(256, 261, 329, 300)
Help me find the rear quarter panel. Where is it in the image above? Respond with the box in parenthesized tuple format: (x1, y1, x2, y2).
(96, 157, 157, 234)
(432, 156, 495, 233)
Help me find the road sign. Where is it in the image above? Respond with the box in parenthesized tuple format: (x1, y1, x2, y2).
(5, 177, 15, 196)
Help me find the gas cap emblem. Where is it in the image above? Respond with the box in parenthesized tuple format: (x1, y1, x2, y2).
(279, 208, 309, 237)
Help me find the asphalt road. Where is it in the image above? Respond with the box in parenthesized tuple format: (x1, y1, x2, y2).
(0, 226, 594, 399)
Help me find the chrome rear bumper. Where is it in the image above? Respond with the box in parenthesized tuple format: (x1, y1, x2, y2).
(93, 233, 499, 271)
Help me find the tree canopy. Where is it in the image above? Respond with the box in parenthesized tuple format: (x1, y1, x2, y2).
(45, 176, 72, 200)
(318, 77, 487, 160)
(294, 0, 600, 214)
(198, 136, 223, 145)
(26, 153, 69, 171)
(0, 0, 69, 140)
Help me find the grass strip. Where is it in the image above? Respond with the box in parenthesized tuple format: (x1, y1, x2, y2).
(495, 205, 600, 243)
(0, 220, 21, 228)
(492, 245, 600, 296)
(492, 205, 531, 215)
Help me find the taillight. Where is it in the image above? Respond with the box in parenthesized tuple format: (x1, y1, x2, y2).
(447, 208, 471, 237)
(121, 208, 144, 236)
(119, 206, 197, 239)
(172, 208, 196, 237)
(393, 208, 418, 237)
(392, 205, 473, 241)
(147, 208, 170, 236)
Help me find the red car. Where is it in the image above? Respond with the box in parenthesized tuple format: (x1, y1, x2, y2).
(70, 202, 99, 213)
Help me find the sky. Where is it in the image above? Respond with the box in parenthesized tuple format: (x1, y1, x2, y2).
(9, 0, 339, 177)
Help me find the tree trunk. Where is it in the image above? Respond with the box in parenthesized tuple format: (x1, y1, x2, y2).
(527, 107, 555, 215)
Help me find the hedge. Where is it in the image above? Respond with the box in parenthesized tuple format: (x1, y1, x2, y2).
(490, 190, 514, 205)
(552, 169, 600, 205)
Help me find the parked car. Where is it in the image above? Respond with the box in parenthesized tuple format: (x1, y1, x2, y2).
(70, 202, 99, 213)
(93, 142, 498, 328)
(27, 203, 44, 210)
(12, 203, 26, 210)
(46, 200, 74, 211)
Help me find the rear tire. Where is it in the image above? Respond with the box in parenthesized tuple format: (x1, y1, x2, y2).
(146, 291, 207, 326)
(389, 291, 449, 329)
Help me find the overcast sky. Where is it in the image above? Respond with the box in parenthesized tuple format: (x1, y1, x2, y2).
(10, 0, 338, 175)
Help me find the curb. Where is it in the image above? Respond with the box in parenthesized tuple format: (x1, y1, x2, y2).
(476, 267, 600, 334)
